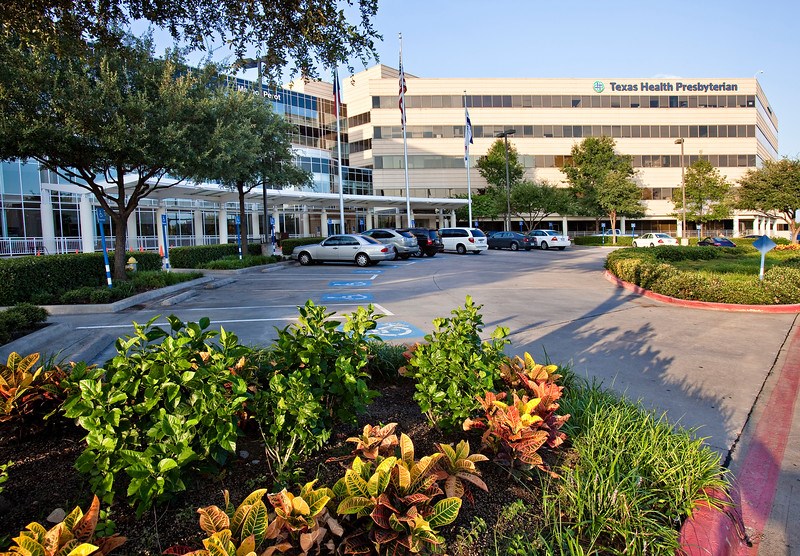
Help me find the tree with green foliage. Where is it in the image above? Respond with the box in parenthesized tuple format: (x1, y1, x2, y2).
(561, 136, 643, 244)
(192, 88, 310, 256)
(511, 180, 575, 232)
(0, 34, 222, 280)
(737, 158, 800, 244)
(0, 0, 380, 81)
(672, 159, 732, 235)
(455, 189, 504, 224)
(476, 139, 525, 189)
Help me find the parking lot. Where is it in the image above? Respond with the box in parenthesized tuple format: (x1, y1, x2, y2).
(50, 246, 797, 455)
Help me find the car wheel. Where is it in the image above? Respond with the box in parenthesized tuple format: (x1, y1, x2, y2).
(540, 241, 549, 250)
(298, 252, 312, 266)
(355, 253, 370, 267)
(414, 250, 425, 258)
(393, 247, 400, 260)
(456, 244, 467, 255)
(510, 242, 519, 251)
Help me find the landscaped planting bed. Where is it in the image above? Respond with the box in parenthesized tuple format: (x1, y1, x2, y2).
(605, 244, 800, 304)
(0, 299, 729, 555)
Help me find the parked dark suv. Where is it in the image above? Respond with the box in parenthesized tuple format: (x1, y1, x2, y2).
(397, 228, 442, 257)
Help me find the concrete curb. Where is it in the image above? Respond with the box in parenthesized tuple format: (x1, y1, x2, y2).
(0, 322, 68, 360)
(678, 488, 747, 555)
(603, 271, 800, 313)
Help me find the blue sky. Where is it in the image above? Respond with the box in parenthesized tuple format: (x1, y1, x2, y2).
(357, 0, 800, 158)
(185, 0, 799, 158)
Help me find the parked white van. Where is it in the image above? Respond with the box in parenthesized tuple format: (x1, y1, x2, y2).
(438, 227, 489, 254)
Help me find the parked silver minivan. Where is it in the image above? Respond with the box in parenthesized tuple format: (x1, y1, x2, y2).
(438, 227, 488, 254)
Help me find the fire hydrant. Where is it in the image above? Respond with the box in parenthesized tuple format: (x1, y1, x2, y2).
(125, 256, 138, 272)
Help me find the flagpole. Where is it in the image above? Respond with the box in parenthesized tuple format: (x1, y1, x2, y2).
(333, 68, 346, 233)
(464, 91, 473, 227)
(399, 33, 412, 227)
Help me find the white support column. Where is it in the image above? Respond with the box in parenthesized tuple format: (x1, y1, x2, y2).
(365, 209, 373, 231)
(450, 210, 456, 227)
(272, 208, 281, 236)
(408, 208, 415, 228)
(250, 210, 259, 243)
(320, 208, 328, 236)
(733, 214, 741, 237)
(194, 208, 205, 246)
(677, 218, 684, 238)
(620, 216, 626, 235)
(39, 189, 57, 254)
(126, 210, 139, 251)
(218, 206, 228, 244)
(561, 216, 568, 235)
(771, 218, 778, 236)
(79, 194, 96, 253)
(301, 207, 310, 236)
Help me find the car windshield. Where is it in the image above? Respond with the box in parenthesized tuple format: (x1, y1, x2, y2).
(399, 231, 414, 238)
(471, 229, 486, 237)
(361, 235, 380, 244)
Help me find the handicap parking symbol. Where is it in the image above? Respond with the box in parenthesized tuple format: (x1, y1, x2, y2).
(371, 321, 426, 340)
(353, 269, 383, 274)
(329, 280, 371, 287)
(321, 293, 374, 302)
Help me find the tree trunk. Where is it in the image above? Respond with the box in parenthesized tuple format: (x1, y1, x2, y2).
(609, 211, 618, 245)
(238, 187, 249, 257)
(112, 213, 128, 282)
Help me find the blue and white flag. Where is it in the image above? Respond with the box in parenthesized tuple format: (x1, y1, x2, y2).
(464, 105, 473, 167)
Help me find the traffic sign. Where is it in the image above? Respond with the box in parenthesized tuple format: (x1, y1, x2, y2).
(753, 235, 776, 254)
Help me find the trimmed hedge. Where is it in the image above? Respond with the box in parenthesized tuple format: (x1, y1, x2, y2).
(573, 235, 635, 246)
(0, 252, 161, 306)
(0, 303, 49, 345)
(169, 243, 264, 268)
(280, 237, 325, 255)
(605, 247, 800, 305)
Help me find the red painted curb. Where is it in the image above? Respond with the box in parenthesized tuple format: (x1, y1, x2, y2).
(603, 271, 800, 313)
(678, 488, 746, 555)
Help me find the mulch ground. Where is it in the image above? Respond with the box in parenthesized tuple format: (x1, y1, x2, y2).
(0, 379, 549, 555)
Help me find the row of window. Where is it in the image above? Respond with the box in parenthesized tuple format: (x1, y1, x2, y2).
(374, 124, 757, 141)
(350, 139, 372, 154)
(374, 94, 757, 110)
(349, 111, 371, 128)
(373, 153, 757, 170)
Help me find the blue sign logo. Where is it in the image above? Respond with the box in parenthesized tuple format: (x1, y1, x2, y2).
(593, 80, 605, 93)
(321, 293, 374, 302)
(329, 280, 371, 287)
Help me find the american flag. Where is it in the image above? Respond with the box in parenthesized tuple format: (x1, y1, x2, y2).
(464, 104, 473, 166)
(399, 57, 407, 128)
(332, 69, 342, 120)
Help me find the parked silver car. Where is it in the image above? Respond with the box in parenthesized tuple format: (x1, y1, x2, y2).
(291, 234, 392, 267)
(361, 228, 419, 259)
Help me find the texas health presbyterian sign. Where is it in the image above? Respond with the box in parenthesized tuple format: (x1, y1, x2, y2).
(593, 80, 741, 93)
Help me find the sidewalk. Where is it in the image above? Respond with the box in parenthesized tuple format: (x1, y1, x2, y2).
(681, 315, 800, 555)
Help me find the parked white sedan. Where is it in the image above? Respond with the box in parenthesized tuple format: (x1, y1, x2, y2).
(292, 234, 392, 266)
(526, 229, 571, 250)
(632, 233, 678, 248)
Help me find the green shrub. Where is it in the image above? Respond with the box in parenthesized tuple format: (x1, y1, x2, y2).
(169, 244, 239, 268)
(763, 267, 800, 304)
(201, 254, 277, 269)
(254, 301, 381, 483)
(280, 237, 325, 256)
(0, 303, 49, 344)
(62, 316, 253, 516)
(0, 252, 160, 305)
(650, 245, 721, 262)
(366, 340, 408, 382)
(59, 286, 96, 304)
(400, 296, 509, 433)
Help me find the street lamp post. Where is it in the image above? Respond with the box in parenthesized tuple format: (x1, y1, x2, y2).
(675, 138, 686, 242)
(495, 129, 516, 232)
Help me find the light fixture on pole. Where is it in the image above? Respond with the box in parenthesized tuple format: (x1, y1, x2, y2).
(495, 129, 516, 232)
(674, 138, 686, 241)
(235, 56, 273, 253)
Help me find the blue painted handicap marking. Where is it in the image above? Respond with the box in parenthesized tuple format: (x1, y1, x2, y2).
(353, 269, 383, 274)
(329, 280, 371, 287)
(378, 264, 400, 268)
(371, 321, 426, 340)
(321, 293, 374, 302)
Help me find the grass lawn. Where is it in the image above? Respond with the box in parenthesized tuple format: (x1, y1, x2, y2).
(670, 247, 800, 275)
